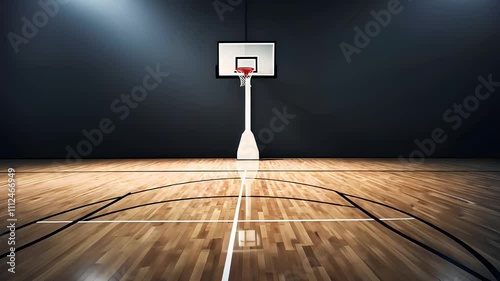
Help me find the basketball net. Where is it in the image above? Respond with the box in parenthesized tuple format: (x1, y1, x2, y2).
(236, 67, 254, 87)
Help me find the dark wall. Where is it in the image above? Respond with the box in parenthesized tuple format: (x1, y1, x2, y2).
(2, 0, 500, 159)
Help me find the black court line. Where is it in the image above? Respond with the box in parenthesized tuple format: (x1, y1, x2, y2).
(83, 195, 355, 221)
(0, 178, 348, 237)
(0, 197, 120, 236)
(0, 195, 353, 261)
(0, 177, 240, 237)
(255, 178, 500, 281)
(1, 176, 498, 280)
(2, 169, 500, 173)
(0, 192, 131, 259)
(132, 177, 239, 195)
(339, 194, 494, 281)
(345, 193, 500, 281)
(0, 175, 351, 236)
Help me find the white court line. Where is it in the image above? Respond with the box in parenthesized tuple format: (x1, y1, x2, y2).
(242, 218, 415, 222)
(37, 220, 233, 223)
(36, 218, 415, 224)
(221, 169, 246, 281)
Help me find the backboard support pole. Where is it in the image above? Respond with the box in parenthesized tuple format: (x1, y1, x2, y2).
(236, 68, 259, 160)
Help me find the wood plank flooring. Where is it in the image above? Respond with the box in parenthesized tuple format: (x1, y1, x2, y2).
(0, 159, 499, 281)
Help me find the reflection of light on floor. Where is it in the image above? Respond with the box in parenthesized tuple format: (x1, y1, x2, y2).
(237, 160, 260, 220)
(238, 229, 261, 247)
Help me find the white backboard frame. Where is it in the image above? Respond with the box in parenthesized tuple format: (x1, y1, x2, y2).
(216, 42, 276, 78)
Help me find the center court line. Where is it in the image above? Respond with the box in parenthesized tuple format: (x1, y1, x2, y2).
(36, 218, 415, 224)
(221, 169, 246, 281)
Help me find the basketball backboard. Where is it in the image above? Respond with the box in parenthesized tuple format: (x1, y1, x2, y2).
(216, 42, 276, 78)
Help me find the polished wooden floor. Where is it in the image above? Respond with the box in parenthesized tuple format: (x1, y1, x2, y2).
(0, 159, 499, 281)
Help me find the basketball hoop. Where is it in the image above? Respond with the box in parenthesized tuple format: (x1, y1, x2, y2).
(236, 67, 254, 87)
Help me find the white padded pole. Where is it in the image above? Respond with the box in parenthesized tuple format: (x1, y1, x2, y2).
(245, 78, 251, 131)
(237, 74, 259, 160)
